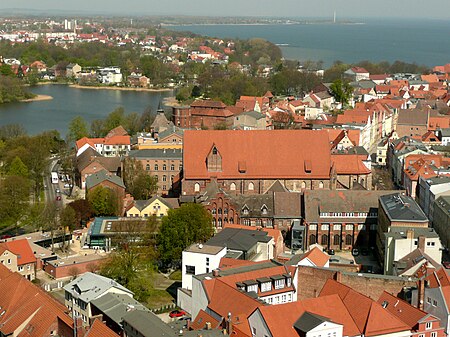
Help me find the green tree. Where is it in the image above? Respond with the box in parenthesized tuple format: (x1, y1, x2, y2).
(67, 199, 93, 226)
(60, 205, 77, 251)
(67, 116, 89, 144)
(157, 203, 214, 265)
(0, 64, 14, 77)
(330, 79, 354, 107)
(0, 175, 30, 230)
(8, 156, 29, 177)
(104, 107, 126, 132)
(87, 186, 120, 216)
(131, 173, 158, 200)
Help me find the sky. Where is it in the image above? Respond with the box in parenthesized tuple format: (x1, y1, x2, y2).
(1, 0, 450, 19)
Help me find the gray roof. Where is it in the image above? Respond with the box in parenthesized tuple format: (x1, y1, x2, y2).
(157, 126, 184, 140)
(85, 169, 125, 190)
(435, 195, 450, 215)
(397, 109, 429, 126)
(122, 309, 176, 336)
(441, 128, 450, 138)
(379, 193, 428, 223)
(386, 227, 439, 240)
(63, 272, 133, 303)
(91, 293, 148, 326)
(294, 312, 330, 332)
(128, 148, 182, 160)
(423, 176, 450, 186)
(151, 112, 174, 133)
(236, 110, 266, 120)
(206, 227, 272, 252)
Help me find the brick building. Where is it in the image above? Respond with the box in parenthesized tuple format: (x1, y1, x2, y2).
(128, 148, 182, 196)
(172, 100, 241, 129)
(182, 130, 335, 196)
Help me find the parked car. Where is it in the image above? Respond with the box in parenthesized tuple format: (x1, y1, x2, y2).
(55, 188, 60, 194)
(56, 195, 62, 201)
(352, 248, 359, 256)
(328, 249, 335, 255)
(64, 183, 70, 188)
(169, 310, 187, 318)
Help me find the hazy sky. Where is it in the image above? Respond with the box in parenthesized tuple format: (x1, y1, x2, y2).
(2, 0, 450, 19)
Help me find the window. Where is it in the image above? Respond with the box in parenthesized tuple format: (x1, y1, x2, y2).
(185, 265, 196, 275)
(163, 175, 167, 182)
(282, 294, 287, 303)
(345, 234, 353, 246)
(18, 266, 24, 271)
(333, 234, 341, 246)
(358, 224, 365, 231)
(230, 182, 236, 191)
(7, 259, 11, 265)
(242, 206, 249, 215)
(163, 164, 167, 171)
(248, 182, 255, 191)
(146, 164, 150, 171)
(433, 300, 438, 307)
(275, 279, 285, 289)
(170, 164, 175, 171)
(345, 224, 353, 230)
(309, 224, 317, 230)
(194, 183, 200, 192)
(319, 181, 324, 189)
(333, 224, 341, 230)
(211, 208, 216, 215)
(426, 322, 432, 330)
(261, 205, 268, 215)
(252, 327, 257, 337)
(206, 257, 210, 266)
(309, 234, 317, 245)
(261, 282, 272, 292)
(427, 297, 431, 304)
(154, 164, 158, 170)
(321, 224, 329, 230)
(431, 332, 437, 337)
(321, 234, 329, 246)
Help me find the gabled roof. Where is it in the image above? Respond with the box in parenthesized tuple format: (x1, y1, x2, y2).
(85, 170, 125, 190)
(288, 247, 330, 267)
(0, 239, 36, 266)
(106, 125, 128, 138)
(190, 309, 221, 330)
(183, 130, 331, 180)
(293, 311, 330, 332)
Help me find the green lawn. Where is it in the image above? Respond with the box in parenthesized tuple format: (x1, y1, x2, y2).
(169, 270, 182, 281)
(145, 288, 175, 310)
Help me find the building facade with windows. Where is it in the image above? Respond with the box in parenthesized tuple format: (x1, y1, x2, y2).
(128, 148, 183, 196)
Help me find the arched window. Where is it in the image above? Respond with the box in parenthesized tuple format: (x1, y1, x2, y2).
(194, 183, 200, 192)
(224, 208, 228, 215)
(218, 218, 222, 227)
(309, 234, 317, 245)
(170, 164, 175, 171)
(230, 182, 236, 191)
(154, 164, 159, 171)
(224, 218, 228, 223)
(319, 181, 324, 189)
(248, 182, 255, 191)
(301, 181, 306, 189)
(211, 208, 216, 215)
(212, 218, 216, 227)
(218, 208, 222, 215)
(321, 234, 328, 246)
(162, 175, 167, 182)
(146, 164, 150, 171)
(163, 164, 167, 171)
(345, 234, 353, 246)
(333, 234, 341, 246)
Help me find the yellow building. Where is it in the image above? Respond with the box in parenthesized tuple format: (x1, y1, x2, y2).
(126, 195, 179, 218)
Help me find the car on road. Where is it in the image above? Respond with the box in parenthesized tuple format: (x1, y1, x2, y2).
(55, 188, 60, 194)
(169, 310, 187, 318)
(56, 195, 62, 201)
(64, 183, 70, 188)
(352, 248, 359, 256)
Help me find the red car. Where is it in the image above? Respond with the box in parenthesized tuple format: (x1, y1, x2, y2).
(56, 195, 62, 201)
(169, 310, 186, 318)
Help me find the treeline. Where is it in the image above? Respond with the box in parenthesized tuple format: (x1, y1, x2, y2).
(0, 75, 34, 103)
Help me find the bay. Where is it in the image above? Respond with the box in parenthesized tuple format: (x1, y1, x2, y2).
(0, 85, 173, 137)
(170, 18, 450, 67)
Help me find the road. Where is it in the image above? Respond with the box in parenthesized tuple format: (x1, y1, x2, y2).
(44, 159, 63, 208)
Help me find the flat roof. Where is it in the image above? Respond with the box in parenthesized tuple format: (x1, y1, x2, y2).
(185, 243, 225, 255)
(379, 193, 428, 223)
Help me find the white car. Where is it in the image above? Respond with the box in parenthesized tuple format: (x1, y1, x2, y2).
(64, 183, 70, 188)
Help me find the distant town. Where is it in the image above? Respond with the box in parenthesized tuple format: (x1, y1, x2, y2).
(1, 13, 450, 337)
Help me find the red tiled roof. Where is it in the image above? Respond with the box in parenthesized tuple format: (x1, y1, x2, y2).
(377, 291, 429, 329)
(332, 154, 371, 175)
(300, 247, 330, 267)
(0, 239, 36, 266)
(85, 319, 118, 337)
(183, 130, 332, 180)
(190, 309, 221, 330)
(191, 100, 227, 108)
(219, 257, 259, 269)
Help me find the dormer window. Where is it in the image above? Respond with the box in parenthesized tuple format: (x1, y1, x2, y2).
(261, 205, 268, 215)
(207, 145, 222, 172)
(271, 275, 286, 289)
(242, 205, 249, 215)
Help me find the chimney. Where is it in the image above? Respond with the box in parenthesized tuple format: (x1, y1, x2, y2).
(406, 229, 414, 240)
(335, 271, 342, 283)
(417, 279, 425, 310)
(418, 236, 426, 251)
(225, 312, 233, 336)
(212, 269, 219, 277)
(205, 322, 212, 330)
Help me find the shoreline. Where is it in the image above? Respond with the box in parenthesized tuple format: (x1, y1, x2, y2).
(21, 94, 53, 103)
(69, 84, 173, 92)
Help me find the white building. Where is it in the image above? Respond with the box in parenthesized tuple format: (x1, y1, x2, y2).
(97, 67, 123, 84)
(181, 243, 227, 290)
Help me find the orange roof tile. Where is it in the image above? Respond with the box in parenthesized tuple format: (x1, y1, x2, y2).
(183, 130, 332, 180)
(0, 239, 36, 266)
(300, 247, 330, 267)
(191, 309, 221, 330)
(331, 154, 371, 175)
(85, 319, 118, 337)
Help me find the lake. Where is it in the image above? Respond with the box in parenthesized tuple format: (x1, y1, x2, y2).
(170, 18, 450, 67)
(0, 85, 174, 137)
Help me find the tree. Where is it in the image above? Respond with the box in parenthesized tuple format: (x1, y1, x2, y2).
(67, 199, 93, 226)
(87, 186, 120, 216)
(0, 175, 30, 230)
(39, 201, 60, 252)
(8, 156, 29, 177)
(90, 119, 105, 137)
(123, 158, 158, 199)
(157, 203, 214, 265)
(67, 116, 89, 144)
(330, 79, 354, 107)
(60, 205, 77, 251)
(104, 107, 126, 132)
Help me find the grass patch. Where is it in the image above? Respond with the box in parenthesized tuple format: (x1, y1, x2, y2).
(145, 288, 174, 310)
(169, 269, 182, 281)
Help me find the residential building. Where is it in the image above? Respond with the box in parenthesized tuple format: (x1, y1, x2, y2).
(384, 228, 442, 275)
(233, 110, 267, 130)
(125, 195, 179, 218)
(286, 246, 330, 268)
(64, 272, 134, 326)
(127, 148, 183, 196)
(181, 243, 227, 290)
(433, 196, 450, 249)
(85, 169, 126, 202)
(0, 264, 73, 337)
(97, 66, 123, 84)
(0, 239, 36, 280)
(66, 63, 81, 78)
(75, 126, 131, 157)
(396, 108, 430, 138)
(76, 148, 121, 188)
(344, 66, 370, 81)
(418, 176, 450, 223)
(377, 193, 429, 270)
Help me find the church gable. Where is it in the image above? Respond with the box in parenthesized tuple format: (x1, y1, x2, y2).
(206, 145, 222, 172)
